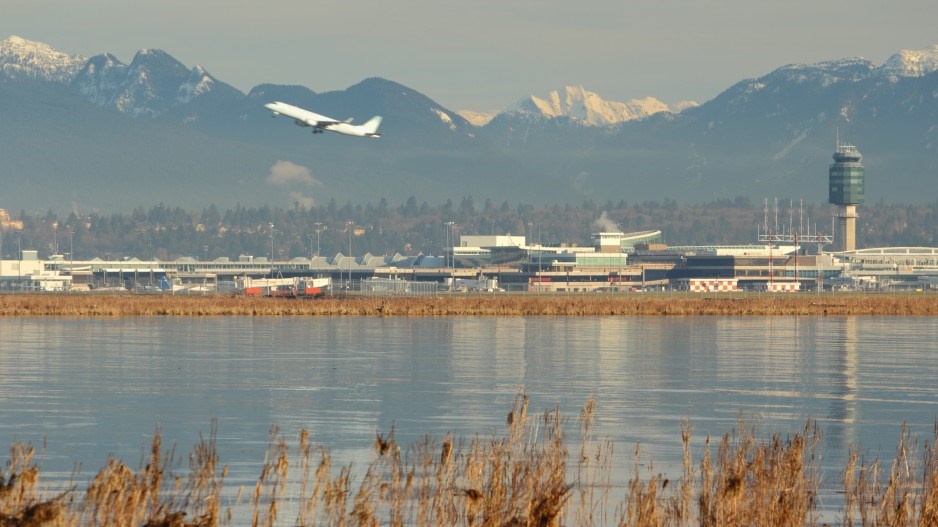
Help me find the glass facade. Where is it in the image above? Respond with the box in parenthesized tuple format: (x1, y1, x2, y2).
(829, 146, 865, 205)
(575, 254, 629, 267)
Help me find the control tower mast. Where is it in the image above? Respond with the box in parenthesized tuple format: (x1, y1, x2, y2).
(829, 143, 865, 252)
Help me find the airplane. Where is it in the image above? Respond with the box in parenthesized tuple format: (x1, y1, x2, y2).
(264, 101, 382, 138)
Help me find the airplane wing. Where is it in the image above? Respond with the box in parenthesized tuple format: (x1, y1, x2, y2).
(265, 102, 339, 128)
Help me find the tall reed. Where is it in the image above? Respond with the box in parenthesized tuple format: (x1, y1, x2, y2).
(4, 399, 938, 526)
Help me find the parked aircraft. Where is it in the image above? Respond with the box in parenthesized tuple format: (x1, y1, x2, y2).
(264, 101, 382, 138)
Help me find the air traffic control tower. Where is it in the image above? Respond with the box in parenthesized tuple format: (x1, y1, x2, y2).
(829, 143, 865, 252)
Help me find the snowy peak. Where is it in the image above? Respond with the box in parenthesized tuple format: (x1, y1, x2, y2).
(129, 48, 190, 80)
(456, 109, 496, 127)
(71, 48, 240, 117)
(72, 53, 129, 106)
(877, 45, 938, 79)
(507, 86, 692, 126)
(0, 35, 86, 82)
(177, 66, 218, 104)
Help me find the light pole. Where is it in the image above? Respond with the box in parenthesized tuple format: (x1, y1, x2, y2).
(346, 220, 354, 291)
(15, 230, 21, 291)
(445, 221, 455, 274)
(527, 222, 535, 292)
(267, 223, 275, 279)
(452, 223, 460, 276)
(616, 222, 622, 292)
(314, 222, 325, 258)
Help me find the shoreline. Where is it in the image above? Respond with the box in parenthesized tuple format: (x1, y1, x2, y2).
(1, 292, 936, 316)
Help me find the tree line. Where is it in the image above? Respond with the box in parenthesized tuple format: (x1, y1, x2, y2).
(1, 196, 934, 261)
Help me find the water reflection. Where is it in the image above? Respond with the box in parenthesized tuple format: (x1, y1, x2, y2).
(0, 316, 936, 494)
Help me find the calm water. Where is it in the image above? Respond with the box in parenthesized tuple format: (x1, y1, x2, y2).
(1, 316, 937, 513)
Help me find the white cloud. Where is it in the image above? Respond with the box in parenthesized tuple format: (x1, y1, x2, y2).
(266, 160, 321, 187)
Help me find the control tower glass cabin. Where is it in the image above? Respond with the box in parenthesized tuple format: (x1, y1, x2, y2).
(829, 145, 865, 206)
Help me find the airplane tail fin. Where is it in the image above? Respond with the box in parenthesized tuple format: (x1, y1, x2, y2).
(362, 116, 382, 135)
(158, 276, 172, 291)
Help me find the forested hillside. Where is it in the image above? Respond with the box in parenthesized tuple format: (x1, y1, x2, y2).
(2, 198, 934, 261)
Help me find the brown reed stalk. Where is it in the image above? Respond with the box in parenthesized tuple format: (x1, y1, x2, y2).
(181, 422, 225, 527)
(919, 422, 938, 527)
(0, 441, 74, 527)
(698, 435, 714, 527)
(694, 417, 822, 527)
(0, 442, 40, 518)
(77, 425, 233, 527)
(621, 442, 664, 527)
(844, 422, 937, 527)
(81, 429, 178, 527)
(843, 447, 860, 527)
(662, 420, 695, 527)
(572, 397, 613, 527)
(249, 426, 289, 527)
(880, 423, 916, 526)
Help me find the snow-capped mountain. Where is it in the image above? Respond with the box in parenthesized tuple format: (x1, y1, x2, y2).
(71, 48, 242, 117)
(504, 86, 696, 126)
(876, 45, 938, 80)
(0, 35, 85, 82)
(0, 36, 241, 118)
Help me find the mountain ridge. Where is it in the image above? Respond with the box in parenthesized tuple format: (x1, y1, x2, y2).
(1, 35, 937, 213)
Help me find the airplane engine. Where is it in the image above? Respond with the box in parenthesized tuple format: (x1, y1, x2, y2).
(293, 119, 309, 127)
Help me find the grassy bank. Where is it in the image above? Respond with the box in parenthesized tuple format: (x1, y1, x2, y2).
(1, 292, 937, 316)
(2, 396, 936, 526)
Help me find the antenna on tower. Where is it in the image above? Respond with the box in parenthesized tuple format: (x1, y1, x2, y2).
(763, 198, 769, 235)
(799, 199, 804, 236)
(774, 197, 779, 237)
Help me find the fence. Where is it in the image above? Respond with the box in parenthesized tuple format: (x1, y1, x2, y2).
(359, 278, 438, 297)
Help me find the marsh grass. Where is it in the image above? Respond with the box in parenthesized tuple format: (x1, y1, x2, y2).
(3, 397, 938, 526)
(2, 293, 936, 317)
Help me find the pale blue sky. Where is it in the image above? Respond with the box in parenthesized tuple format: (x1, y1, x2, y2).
(4, 0, 936, 112)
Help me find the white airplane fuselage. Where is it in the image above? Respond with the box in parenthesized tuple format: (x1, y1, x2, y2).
(264, 101, 382, 138)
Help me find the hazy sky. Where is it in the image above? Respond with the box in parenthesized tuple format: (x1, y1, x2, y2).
(4, 0, 936, 112)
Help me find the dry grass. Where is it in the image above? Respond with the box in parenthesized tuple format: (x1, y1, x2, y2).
(3, 398, 938, 526)
(1, 292, 936, 317)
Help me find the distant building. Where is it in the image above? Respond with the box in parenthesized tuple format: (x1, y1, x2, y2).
(0, 251, 72, 291)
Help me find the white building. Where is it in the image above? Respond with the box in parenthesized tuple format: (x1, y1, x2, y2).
(0, 251, 72, 291)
